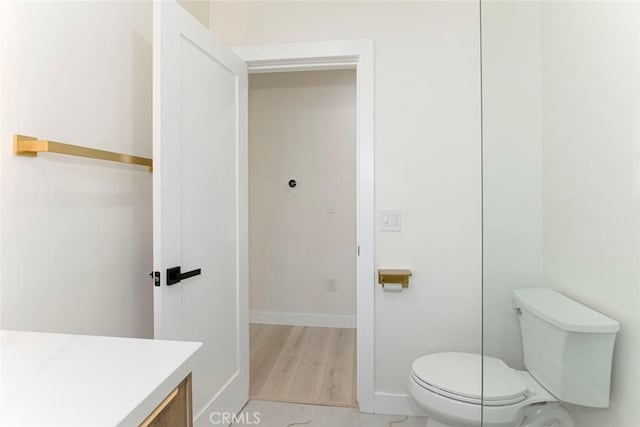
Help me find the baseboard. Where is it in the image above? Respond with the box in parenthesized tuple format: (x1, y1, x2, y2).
(250, 310, 356, 328)
(374, 392, 427, 417)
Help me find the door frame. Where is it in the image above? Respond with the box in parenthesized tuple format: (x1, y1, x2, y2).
(232, 39, 375, 413)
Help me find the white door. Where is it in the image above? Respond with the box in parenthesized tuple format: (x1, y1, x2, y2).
(152, 2, 248, 424)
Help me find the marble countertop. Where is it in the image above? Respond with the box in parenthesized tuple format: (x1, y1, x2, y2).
(0, 330, 202, 427)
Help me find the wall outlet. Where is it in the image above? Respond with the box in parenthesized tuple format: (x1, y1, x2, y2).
(326, 278, 337, 292)
(325, 200, 336, 214)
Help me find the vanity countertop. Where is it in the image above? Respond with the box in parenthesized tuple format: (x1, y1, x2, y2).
(0, 330, 202, 427)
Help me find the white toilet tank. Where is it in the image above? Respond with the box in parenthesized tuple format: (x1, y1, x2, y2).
(512, 288, 619, 408)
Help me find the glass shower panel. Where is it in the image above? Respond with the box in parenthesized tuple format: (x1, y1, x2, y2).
(481, 1, 640, 426)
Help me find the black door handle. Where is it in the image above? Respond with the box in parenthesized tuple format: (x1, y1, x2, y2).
(166, 266, 202, 286)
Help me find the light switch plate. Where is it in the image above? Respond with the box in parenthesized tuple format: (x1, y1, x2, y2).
(379, 210, 401, 231)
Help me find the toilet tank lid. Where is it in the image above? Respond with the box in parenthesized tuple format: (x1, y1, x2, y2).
(512, 288, 620, 334)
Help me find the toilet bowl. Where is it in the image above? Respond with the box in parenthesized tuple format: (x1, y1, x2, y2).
(408, 288, 619, 427)
(407, 352, 571, 427)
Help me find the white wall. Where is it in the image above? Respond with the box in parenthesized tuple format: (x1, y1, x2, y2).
(481, 1, 543, 370)
(178, 0, 210, 27)
(248, 70, 357, 325)
(483, 2, 640, 425)
(0, 1, 207, 338)
(540, 2, 640, 426)
(210, 1, 482, 399)
(0, 1, 153, 337)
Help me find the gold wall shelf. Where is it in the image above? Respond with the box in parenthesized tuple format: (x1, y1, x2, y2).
(13, 134, 153, 172)
(378, 269, 412, 288)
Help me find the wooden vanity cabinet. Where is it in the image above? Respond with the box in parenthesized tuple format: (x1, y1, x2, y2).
(140, 374, 192, 427)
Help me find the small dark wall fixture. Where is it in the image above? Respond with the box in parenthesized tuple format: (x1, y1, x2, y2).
(288, 179, 297, 188)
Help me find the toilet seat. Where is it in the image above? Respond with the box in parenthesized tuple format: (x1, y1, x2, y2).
(408, 352, 558, 427)
(411, 352, 529, 406)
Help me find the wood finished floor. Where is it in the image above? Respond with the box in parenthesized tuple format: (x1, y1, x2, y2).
(250, 324, 357, 408)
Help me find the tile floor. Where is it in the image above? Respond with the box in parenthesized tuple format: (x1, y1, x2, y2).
(231, 400, 426, 427)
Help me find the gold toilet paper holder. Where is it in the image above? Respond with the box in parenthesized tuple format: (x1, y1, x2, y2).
(378, 269, 412, 288)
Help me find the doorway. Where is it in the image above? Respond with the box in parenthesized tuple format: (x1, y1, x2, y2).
(247, 69, 357, 407)
(234, 39, 375, 413)
(154, 4, 374, 418)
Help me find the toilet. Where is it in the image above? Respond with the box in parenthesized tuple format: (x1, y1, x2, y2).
(408, 288, 620, 427)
